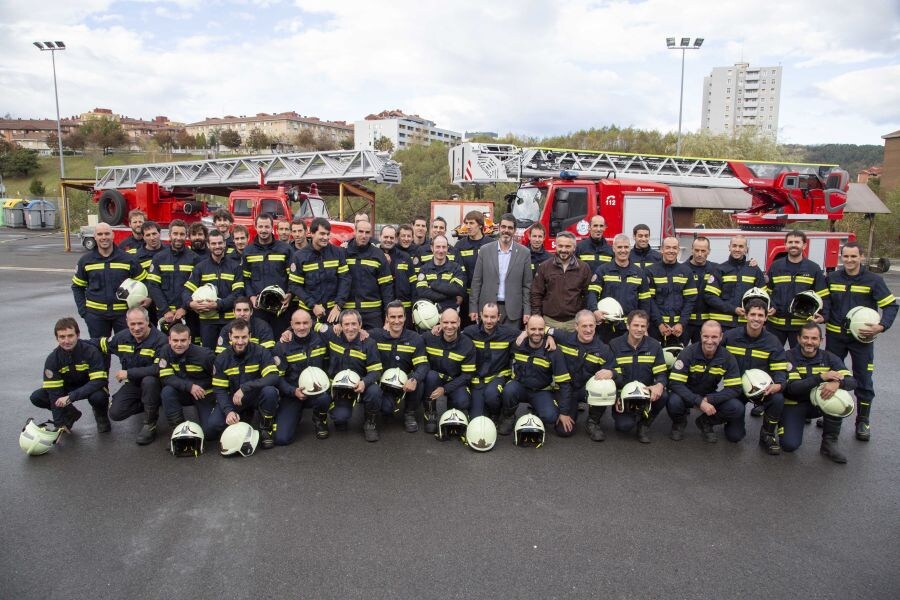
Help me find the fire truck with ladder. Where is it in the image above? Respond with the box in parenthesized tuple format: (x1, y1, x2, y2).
(449, 143, 853, 268)
(78, 149, 401, 249)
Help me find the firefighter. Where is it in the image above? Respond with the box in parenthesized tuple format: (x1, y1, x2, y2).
(133, 220, 165, 324)
(412, 216, 429, 249)
(705, 235, 766, 331)
(722, 299, 789, 455)
(499, 315, 574, 437)
(207, 318, 280, 447)
(824, 241, 897, 441)
(587, 234, 652, 343)
(666, 320, 743, 443)
(682, 236, 719, 344)
(288, 217, 308, 254)
(765, 230, 828, 348)
(277, 219, 292, 243)
(242, 213, 294, 332)
(320, 309, 384, 442)
(146, 219, 197, 333)
(783, 322, 857, 463)
(397, 224, 420, 261)
(368, 301, 430, 432)
(422, 309, 476, 432)
(645, 236, 697, 345)
(231, 225, 249, 257)
(118, 209, 146, 253)
(344, 219, 394, 329)
(527, 222, 552, 272)
(157, 323, 216, 435)
(188, 222, 209, 260)
(454, 210, 492, 322)
(272, 309, 330, 444)
(213, 208, 235, 249)
(414, 235, 466, 314)
(609, 310, 668, 443)
(215, 297, 275, 353)
(105, 306, 167, 445)
(462, 302, 519, 420)
(378, 225, 415, 316)
(72, 222, 147, 339)
(183, 229, 245, 349)
(288, 217, 350, 327)
(629, 223, 662, 269)
(549, 309, 619, 441)
(575, 215, 614, 271)
(30, 317, 109, 434)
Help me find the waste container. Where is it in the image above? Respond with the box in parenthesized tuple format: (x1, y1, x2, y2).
(24, 200, 57, 230)
(3, 199, 26, 228)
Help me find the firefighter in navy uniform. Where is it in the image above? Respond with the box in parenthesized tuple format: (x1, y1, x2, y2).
(824, 241, 897, 441)
(214, 297, 275, 353)
(72, 222, 147, 338)
(609, 310, 668, 443)
(499, 315, 574, 438)
(629, 224, 662, 269)
(146, 219, 197, 333)
(587, 234, 652, 343)
(666, 321, 743, 443)
(527, 223, 552, 272)
(462, 302, 519, 420)
(765, 230, 828, 348)
(288, 217, 350, 326)
(783, 322, 857, 463)
(379, 226, 416, 318)
(118, 209, 146, 254)
(454, 211, 492, 322)
(722, 300, 789, 455)
(704, 235, 766, 332)
(414, 235, 466, 313)
(369, 301, 430, 432)
(207, 318, 280, 447)
(30, 317, 109, 434)
(575, 215, 614, 271)
(422, 309, 476, 432)
(157, 323, 216, 435)
(645, 236, 697, 345)
(183, 229, 244, 349)
(344, 219, 394, 330)
(272, 309, 330, 444)
(104, 307, 168, 445)
(242, 213, 294, 332)
(682, 236, 719, 344)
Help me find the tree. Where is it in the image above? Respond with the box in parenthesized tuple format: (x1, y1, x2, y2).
(247, 128, 270, 152)
(153, 131, 175, 152)
(207, 129, 220, 149)
(194, 132, 207, 149)
(0, 140, 40, 177)
(313, 132, 337, 151)
(29, 179, 46, 197)
(219, 129, 242, 150)
(339, 136, 354, 150)
(79, 116, 128, 154)
(46, 132, 59, 153)
(63, 130, 86, 152)
(373, 136, 394, 152)
(295, 129, 317, 151)
(175, 130, 195, 149)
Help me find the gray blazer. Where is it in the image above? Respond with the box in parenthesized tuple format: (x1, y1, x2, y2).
(469, 240, 533, 321)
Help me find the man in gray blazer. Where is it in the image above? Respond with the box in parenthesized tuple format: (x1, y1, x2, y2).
(469, 213, 533, 326)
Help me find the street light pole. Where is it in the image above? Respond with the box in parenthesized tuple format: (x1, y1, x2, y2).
(666, 37, 704, 156)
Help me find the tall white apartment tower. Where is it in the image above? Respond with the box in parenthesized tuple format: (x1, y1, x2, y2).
(701, 62, 782, 140)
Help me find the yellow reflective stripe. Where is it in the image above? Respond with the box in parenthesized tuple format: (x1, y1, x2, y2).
(90, 370, 107, 380)
(261, 365, 279, 377)
(726, 345, 746, 356)
(43, 380, 64, 389)
(825, 323, 842, 333)
(723, 377, 742, 387)
(72, 276, 87, 287)
(670, 373, 688, 382)
(245, 255, 264, 262)
(878, 295, 896, 308)
(750, 350, 770, 360)
(212, 377, 229, 387)
(850, 285, 870, 294)
(244, 364, 260, 373)
(109, 262, 132, 270)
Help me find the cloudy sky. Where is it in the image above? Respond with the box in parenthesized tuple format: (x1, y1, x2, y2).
(1, 0, 897, 146)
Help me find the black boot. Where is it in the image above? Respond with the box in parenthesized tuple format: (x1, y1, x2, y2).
(820, 416, 847, 463)
(93, 407, 111, 433)
(136, 410, 158, 445)
(403, 410, 418, 433)
(855, 401, 871, 441)
(167, 411, 185, 428)
(363, 412, 379, 442)
(259, 413, 276, 449)
(586, 407, 605, 442)
(61, 405, 82, 433)
(497, 407, 517, 436)
(636, 420, 651, 444)
(670, 416, 687, 441)
(750, 404, 764, 417)
(696, 414, 717, 443)
(313, 410, 330, 439)
(758, 416, 781, 455)
(423, 400, 438, 434)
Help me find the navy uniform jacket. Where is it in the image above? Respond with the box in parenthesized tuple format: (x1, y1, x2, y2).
(320, 329, 383, 388)
(423, 332, 476, 394)
(146, 245, 198, 313)
(530, 247, 552, 273)
(462, 323, 519, 386)
(785, 347, 856, 403)
(586, 260, 652, 314)
(575, 236, 614, 271)
(369, 328, 429, 383)
(157, 344, 215, 393)
(645, 260, 697, 328)
(722, 326, 789, 387)
(72, 247, 146, 319)
(630, 246, 662, 270)
(668, 342, 742, 406)
(241, 237, 293, 297)
(103, 327, 168, 380)
(211, 342, 280, 414)
(608, 333, 668, 387)
(705, 256, 766, 328)
(684, 260, 719, 325)
(215, 317, 275, 353)
(383, 246, 416, 307)
(344, 241, 394, 313)
(182, 254, 244, 323)
(40, 340, 108, 402)
(415, 259, 466, 312)
(552, 330, 620, 389)
(765, 257, 828, 330)
(824, 266, 897, 337)
(510, 339, 573, 415)
(273, 331, 328, 398)
(454, 235, 492, 291)
(288, 243, 350, 313)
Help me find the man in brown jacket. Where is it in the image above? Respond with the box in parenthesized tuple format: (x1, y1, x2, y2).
(530, 232, 592, 331)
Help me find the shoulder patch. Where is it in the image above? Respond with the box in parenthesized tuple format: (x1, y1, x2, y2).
(706, 274, 716, 284)
(158, 359, 167, 369)
(591, 274, 598, 282)
(290, 262, 296, 272)
(148, 263, 155, 272)
(217, 336, 223, 347)
(273, 356, 281, 366)
(673, 359, 684, 371)
(786, 362, 793, 371)
(418, 273, 425, 281)
(45, 369, 54, 379)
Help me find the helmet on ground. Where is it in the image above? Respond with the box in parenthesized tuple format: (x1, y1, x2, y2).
(191, 283, 219, 318)
(596, 297, 625, 322)
(741, 368, 773, 401)
(437, 408, 469, 441)
(331, 369, 361, 404)
(617, 380, 652, 414)
(298, 366, 330, 396)
(790, 291, 823, 320)
(810, 385, 855, 418)
(845, 306, 880, 343)
(19, 418, 61, 456)
(662, 344, 684, 369)
(413, 300, 440, 330)
(219, 422, 258, 456)
(257, 285, 287, 315)
(514, 413, 545, 448)
(116, 278, 149, 309)
(585, 378, 616, 407)
(170, 421, 204, 457)
(158, 317, 186, 335)
(466, 416, 497, 452)
(741, 287, 771, 312)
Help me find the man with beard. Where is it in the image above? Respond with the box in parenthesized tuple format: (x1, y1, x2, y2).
(158, 323, 216, 435)
(146, 219, 197, 333)
(215, 297, 275, 353)
(231, 225, 249, 257)
(587, 234, 652, 343)
(183, 229, 245, 349)
(530, 232, 591, 332)
(188, 222, 209, 260)
(118, 209, 146, 253)
(527, 223, 552, 272)
(705, 235, 766, 332)
(289, 217, 350, 326)
(470, 213, 532, 326)
(765, 230, 827, 348)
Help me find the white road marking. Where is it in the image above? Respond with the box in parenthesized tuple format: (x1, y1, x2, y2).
(0, 266, 73, 273)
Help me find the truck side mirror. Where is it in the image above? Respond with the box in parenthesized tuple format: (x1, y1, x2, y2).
(553, 197, 570, 220)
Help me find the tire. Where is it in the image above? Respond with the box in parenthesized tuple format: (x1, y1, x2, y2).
(82, 236, 97, 251)
(98, 190, 127, 225)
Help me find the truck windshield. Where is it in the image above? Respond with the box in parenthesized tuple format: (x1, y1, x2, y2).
(510, 186, 545, 227)
(297, 197, 329, 219)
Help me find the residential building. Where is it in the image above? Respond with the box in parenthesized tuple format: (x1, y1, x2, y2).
(701, 62, 782, 140)
(0, 117, 80, 153)
(354, 109, 462, 151)
(881, 129, 900, 193)
(185, 112, 353, 147)
(856, 166, 882, 185)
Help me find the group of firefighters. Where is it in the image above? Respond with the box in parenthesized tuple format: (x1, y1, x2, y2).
(22, 206, 896, 463)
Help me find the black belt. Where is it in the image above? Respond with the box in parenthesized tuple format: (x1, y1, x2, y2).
(497, 301, 505, 305)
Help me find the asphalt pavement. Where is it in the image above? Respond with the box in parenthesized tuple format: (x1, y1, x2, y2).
(1, 230, 898, 600)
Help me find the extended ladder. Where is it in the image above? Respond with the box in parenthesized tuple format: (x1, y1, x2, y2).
(95, 150, 401, 190)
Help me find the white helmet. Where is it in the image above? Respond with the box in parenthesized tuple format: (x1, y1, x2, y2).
(596, 297, 625, 322)
(380, 367, 408, 391)
(790, 290, 823, 320)
(219, 422, 258, 456)
(514, 413, 545, 448)
(741, 368, 773, 401)
(437, 408, 469, 441)
(466, 416, 497, 452)
(18, 418, 61, 456)
(331, 369, 361, 404)
(170, 421, 204, 457)
(116, 278, 149, 309)
(662, 345, 683, 369)
(298, 366, 330, 396)
(413, 300, 440, 330)
(741, 287, 771, 312)
(585, 378, 617, 407)
(257, 285, 287, 315)
(845, 306, 881, 343)
(191, 283, 219, 318)
(617, 380, 652, 414)
(810, 385, 855, 418)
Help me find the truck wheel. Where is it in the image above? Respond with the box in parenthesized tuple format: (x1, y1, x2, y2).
(82, 236, 97, 251)
(98, 190, 127, 225)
